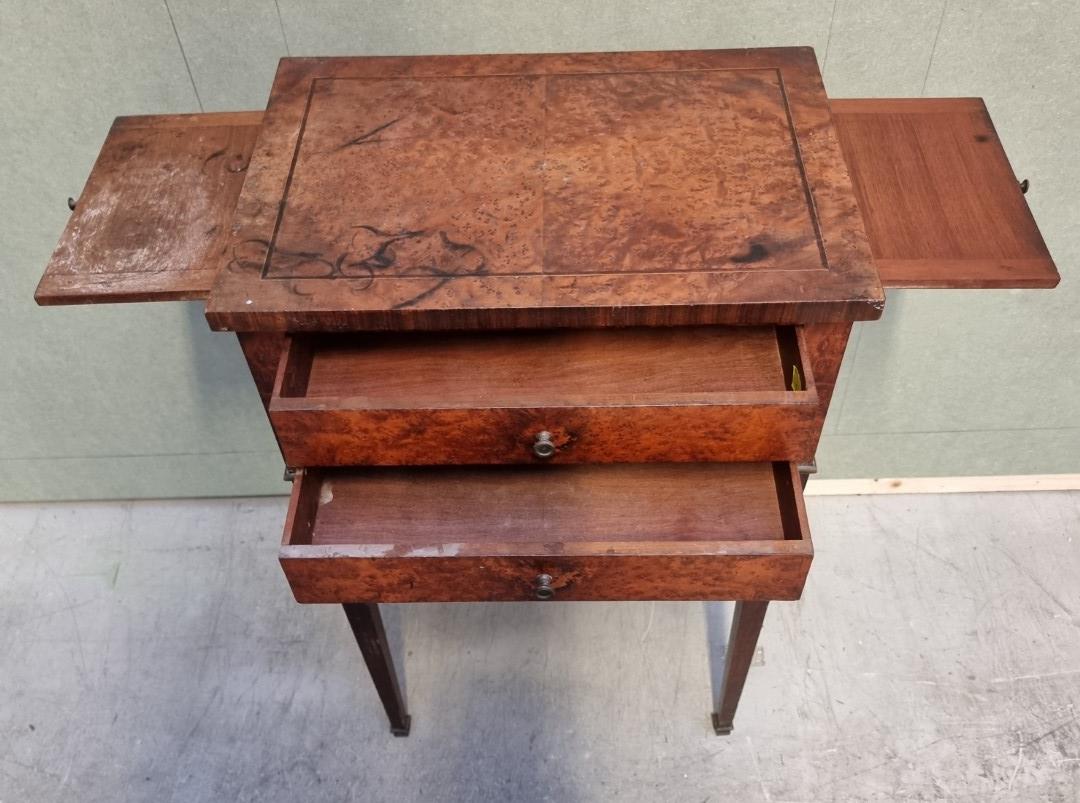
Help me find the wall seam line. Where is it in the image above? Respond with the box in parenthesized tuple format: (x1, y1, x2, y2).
(162, 0, 204, 112)
(920, 0, 950, 96)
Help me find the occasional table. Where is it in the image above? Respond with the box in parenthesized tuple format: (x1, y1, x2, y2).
(36, 48, 1058, 736)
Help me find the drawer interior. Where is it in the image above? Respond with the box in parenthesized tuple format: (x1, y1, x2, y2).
(832, 98, 1058, 289)
(285, 462, 807, 550)
(274, 325, 812, 409)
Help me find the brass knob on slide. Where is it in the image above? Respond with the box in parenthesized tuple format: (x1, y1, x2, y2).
(533, 430, 556, 459)
(534, 574, 554, 600)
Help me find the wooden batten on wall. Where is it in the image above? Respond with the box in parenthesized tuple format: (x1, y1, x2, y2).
(806, 474, 1080, 496)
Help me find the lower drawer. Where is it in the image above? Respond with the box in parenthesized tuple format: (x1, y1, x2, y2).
(279, 462, 813, 603)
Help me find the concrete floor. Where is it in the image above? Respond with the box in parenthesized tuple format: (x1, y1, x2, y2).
(1, 491, 1078, 802)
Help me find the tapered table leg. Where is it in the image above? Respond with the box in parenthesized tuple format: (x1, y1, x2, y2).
(342, 603, 411, 736)
(711, 600, 769, 736)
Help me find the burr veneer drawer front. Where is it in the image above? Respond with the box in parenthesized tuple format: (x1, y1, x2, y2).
(279, 462, 812, 603)
(268, 326, 819, 466)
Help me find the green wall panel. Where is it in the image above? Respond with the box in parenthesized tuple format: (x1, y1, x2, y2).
(1, 0, 1076, 500)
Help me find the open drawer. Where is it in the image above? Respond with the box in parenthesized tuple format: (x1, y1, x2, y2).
(269, 326, 820, 466)
(35, 111, 262, 305)
(280, 461, 812, 603)
(832, 98, 1059, 289)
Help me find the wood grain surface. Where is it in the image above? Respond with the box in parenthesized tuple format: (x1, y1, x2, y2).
(268, 326, 821, 466)
(237, 332, 288, 409)
(205, 48, 883, 331)
(36, 112, 262, 305)
(299, 326, 789, 401)
(279, 462, 813, 602)
(802, 321, 853, 441)
(832, 98, 1059, 289)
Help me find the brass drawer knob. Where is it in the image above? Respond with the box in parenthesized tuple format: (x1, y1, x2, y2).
(534, 574, 554, 600)
(533, 431, 556, 459)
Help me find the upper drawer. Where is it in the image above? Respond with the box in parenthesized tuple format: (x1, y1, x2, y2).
(280, 461, 813, 603)
(832, 98, 1059, 289)
(269, 325, 820, 467)
(35, 112, 261, 305)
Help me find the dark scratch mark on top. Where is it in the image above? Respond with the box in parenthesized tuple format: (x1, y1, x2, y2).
(353, 224, 426, 240)
(332, 117, 402, 151)
(391, 274, 455, 309)
(236, 226, 488, 310)
(732, 241, 769, 264)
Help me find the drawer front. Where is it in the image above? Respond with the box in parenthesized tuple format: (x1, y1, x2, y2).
(279, 551, 812, 603)
(279, 463, 813, 603)
(271, 404, 821, 466)
(268, 326, 821, 467)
